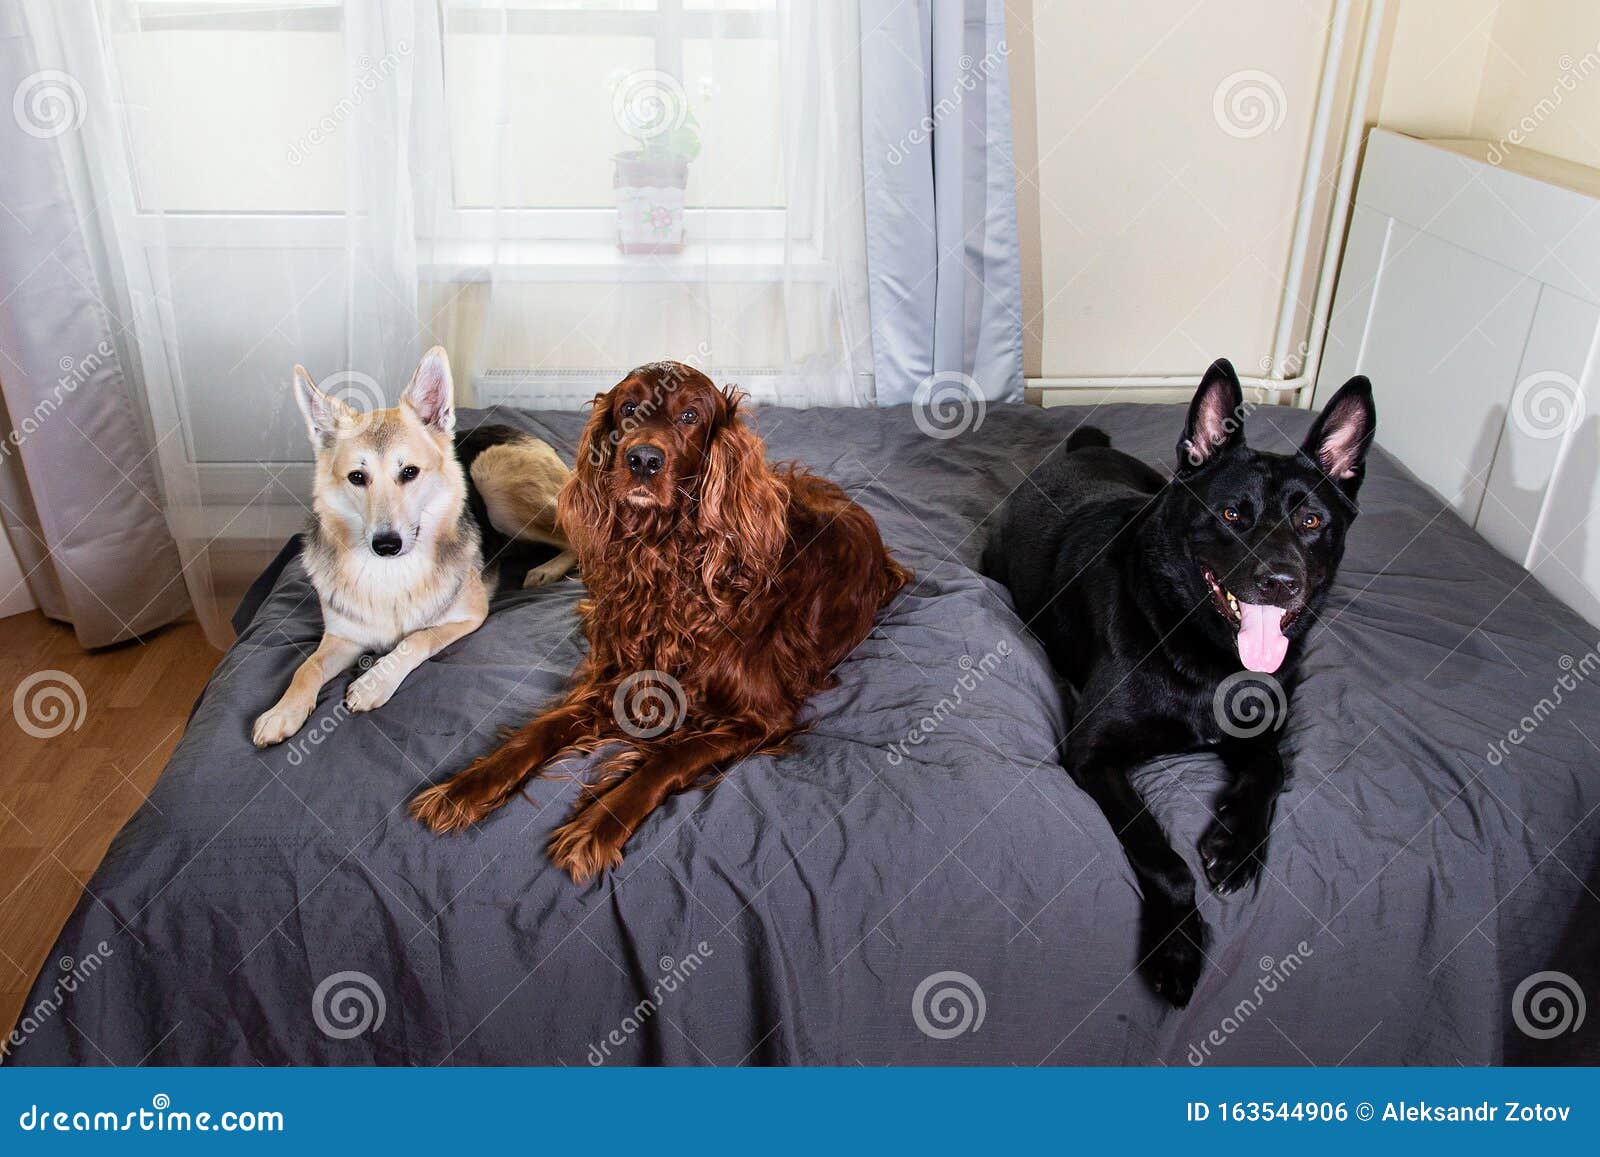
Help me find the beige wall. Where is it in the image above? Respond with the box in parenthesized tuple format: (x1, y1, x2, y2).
(1376, 0, 1600, 167)
(1021, 0, 1340, 379)
(1016, 0, 1600, 382)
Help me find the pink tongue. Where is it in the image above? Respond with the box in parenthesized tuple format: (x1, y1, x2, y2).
(1237, 603, 1289, 673)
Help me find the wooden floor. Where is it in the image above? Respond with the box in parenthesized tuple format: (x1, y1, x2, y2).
(0, 612, 221, 1046)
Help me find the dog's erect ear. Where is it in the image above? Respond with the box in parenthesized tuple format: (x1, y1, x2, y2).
(293, 365, 357, 447)
(1302, 375, 1377, 500)
(401, 346, 455, 432)
(1178, 358, 1246, 471)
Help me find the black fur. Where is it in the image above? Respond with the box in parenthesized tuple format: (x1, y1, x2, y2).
(982, 359, 1376, 1007)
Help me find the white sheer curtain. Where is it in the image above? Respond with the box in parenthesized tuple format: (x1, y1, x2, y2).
(32, 0, 869, 645)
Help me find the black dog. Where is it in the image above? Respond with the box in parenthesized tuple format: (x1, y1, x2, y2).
(982, 358, 1376, 1006)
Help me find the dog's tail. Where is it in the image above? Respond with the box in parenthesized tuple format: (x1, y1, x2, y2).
(1066, 426, 1111, 452)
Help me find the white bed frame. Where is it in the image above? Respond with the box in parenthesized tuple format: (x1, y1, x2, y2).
(1316, 129, 1600, 630)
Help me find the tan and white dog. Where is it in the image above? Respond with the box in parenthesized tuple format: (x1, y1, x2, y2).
(252, 346, 575, 748)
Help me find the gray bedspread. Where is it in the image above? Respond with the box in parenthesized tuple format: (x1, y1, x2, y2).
(7, 402, 1599, 1066)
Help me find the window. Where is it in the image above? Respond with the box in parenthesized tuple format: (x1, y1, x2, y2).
(115, 1, 787, 243)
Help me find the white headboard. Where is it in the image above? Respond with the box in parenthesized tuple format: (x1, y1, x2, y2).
(1317, 129, 1600, 630)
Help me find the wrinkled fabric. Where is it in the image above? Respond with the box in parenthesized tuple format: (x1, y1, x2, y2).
(8, 403, 1599, 1066)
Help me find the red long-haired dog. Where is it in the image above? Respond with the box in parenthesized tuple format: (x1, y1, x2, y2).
(410, 361, 910, 881)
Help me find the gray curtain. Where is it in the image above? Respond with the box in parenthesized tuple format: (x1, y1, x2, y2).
(860, 0, 1025, 406)
(0, 5, 188, 647)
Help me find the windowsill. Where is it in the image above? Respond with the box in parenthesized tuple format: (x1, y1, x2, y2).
(420, 237, 828, 283)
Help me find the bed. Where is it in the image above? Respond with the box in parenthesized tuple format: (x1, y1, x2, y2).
(7, 401, 1599, 1065)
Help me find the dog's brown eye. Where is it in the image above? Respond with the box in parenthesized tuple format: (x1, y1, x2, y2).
(680, 408, 698, 425)
(347, 470, 368, 487)
(620, 401, 638, 418)
(399, 464, 420, 483)
(1301, 511, 1322, 530)
(1222, 506, 1240, 523)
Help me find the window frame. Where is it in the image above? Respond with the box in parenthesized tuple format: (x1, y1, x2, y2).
(126, 0, 790, 249)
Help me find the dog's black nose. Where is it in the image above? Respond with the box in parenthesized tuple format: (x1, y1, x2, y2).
(1254, 568, 1301, 603)
(371, 531, 403, 557)
(626, 445, 665, 479)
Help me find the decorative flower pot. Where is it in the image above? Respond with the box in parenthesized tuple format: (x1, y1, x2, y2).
(614, 151, 689, 254)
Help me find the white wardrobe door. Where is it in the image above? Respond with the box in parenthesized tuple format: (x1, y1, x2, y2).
(1319, 208, 1541, 523)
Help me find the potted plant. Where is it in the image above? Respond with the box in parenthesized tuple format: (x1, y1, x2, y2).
(609, 70, 702, 254)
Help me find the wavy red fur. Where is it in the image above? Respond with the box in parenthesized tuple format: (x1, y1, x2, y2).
(410, 362, 910, 881)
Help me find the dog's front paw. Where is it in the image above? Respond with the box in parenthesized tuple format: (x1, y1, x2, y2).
(409, 781, 485, 834)
(522, 562, 569, 588)
(1199, 814, 1267, 894)
(252, 698, 311, 747)
(344, 667, 399, 713)
(547, 806, 627, 884)
(1139, 904, 1209, 1008)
